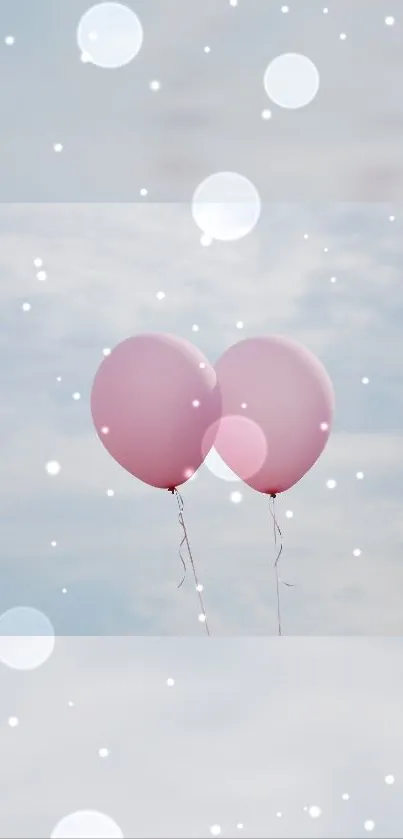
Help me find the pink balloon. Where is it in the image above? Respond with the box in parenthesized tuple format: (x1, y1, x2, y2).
(91, 333, 221, 490)
(214, 336, 335, 494)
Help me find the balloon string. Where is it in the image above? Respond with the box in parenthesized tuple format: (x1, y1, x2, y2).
(269, 494, 294, 636)
(169, 488, 210, 637)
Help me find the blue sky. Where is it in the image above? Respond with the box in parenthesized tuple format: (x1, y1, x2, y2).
(1, 201, 402, 635)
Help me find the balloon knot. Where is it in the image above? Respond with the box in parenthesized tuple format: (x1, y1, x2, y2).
(270, 492, 277, 499)
(168, 487, 176, 494)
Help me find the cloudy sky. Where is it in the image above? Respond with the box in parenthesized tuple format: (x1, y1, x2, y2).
(1, 201, 402, 636)
(1, 637, 403, 838)
(1, 3, 403, 836)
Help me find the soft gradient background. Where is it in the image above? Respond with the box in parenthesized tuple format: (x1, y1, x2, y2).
(1, 638, 403, 838)
(1, 202, 402, 635)
(0, 0, 402, 200)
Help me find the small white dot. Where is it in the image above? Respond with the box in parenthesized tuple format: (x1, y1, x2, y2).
(323, 7, 329, 13)
(356, 471, 364, 480)
(303, 233, 309, 239)
(196, 584, 204, 592)
(72, 392, 81, 401)
(106, 489, 115, 497)
(261, 109, 272, 120)
(353, 548, 362, 557)
(5, 35, 15, 46)
(45, 460, 61, 476)
(308, 806, 321, 819)
(33, 257, 43, 268)
(340, 32, 347, 40)
(230, 491, 242, 504)
(192, 400, 200, 407)
(320, 422, 329, 431)
(80, 51, 92, 63)
(8, 716, 19, 727)
(236, 826, 244, 831)
(184, 467, 196, 480)
(102, 348, 111, 356)
(330, 276, 337, 284)
(198, 613, 206, 623)
(285, 510, 293, 519)
(229, 0, 238, 5)
(204, 45, 211, 53)
(101, 426, 109, 435)
(62, 588, 67, 594)
(326, 479, 336, 489)
(276, 812, 282, 818)
(140, 188, 148, 196)
(149, 80, 161, 91)
(36, 270, 47, 281)
(200, 234, 213, 247)
(385, 16, 395, 26)
(236, 321, 244, 329)
(68, 701, 74, 707)
(56, 376, 62, 382)
(324, 247, 329, 252)
(53, 143, 63, 153)
(281, 5, 289, 12)
(50, 541, 57, 548)
(156, 291, 165, 300)
(361, 376, 370, 385)
(166, 678, 175, 687)
(364, 821, 375, 832)
(98, 748, 109, 758)
(342, 793, 350, 801)
(389, 214, 395, 221)
(22, 302, 31, 312)
(210, 826, 221, 837)
(241, 402, 247, 409)
(199, 362, 206, 369)
(192, 324, 199, 332)
(385, 774, 395, 784)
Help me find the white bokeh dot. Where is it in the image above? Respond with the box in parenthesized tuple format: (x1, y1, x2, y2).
(236, 825, 243, 830)
(236, 321, 244, 329)
(285, 510, 293, 519)
(385, 774, 395, 784)
(326, 479, 336, 489)
(342, 793, 350, 800)
(102, 347, 111, 356)
(36, 270, 47, 281)
(308, 806, 322, 819)
(356, 471, 364, 479)
(230, 491, 243, 504)
(4, 35, 15, 45)
(361, 376, 370, 384)
(77, 3, 143, 69)
(46, 461, 61, 476)
(198, 613, 206, 623)
(353, 548, 362, 557)
(22, 302, 31, 312)
(210, 827, 221, 837)
(192, 171, 261, 242)
(140, 188, 148, 197)
(51, 810, 124, 838)
(385, 16, 395, 25)
(364, 820, 375, 832)
(106, 489, 115, 497)
(340, 32, 347, 40)
(166, 678, 175, 687)
(72, 392, 81, 401)
(51, 541, 57, 548)
(149, 79, 161, 91)
(0, 607, 55, 670)
(389, 214, 395, 221)
(53, 143, 63, 153)
(156, 291, 165, 300)
(98, 748, 109, 758)
(264, 53, 320, 109)
(261, 109, 272, 120)
(8, 716, 19, 727)
(192, 324, 199, 332)
(33, 257, 43, 268)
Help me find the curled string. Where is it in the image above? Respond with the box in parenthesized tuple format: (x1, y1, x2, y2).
(169, 487, 210, 637)
(269, 494, 294, 636)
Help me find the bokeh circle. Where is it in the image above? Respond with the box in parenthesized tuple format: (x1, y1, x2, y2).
(0, 607, 55, 670)
(77, 3, 143, 69)
(264, 53, 320, 109)
(192, 172, 261, 241)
